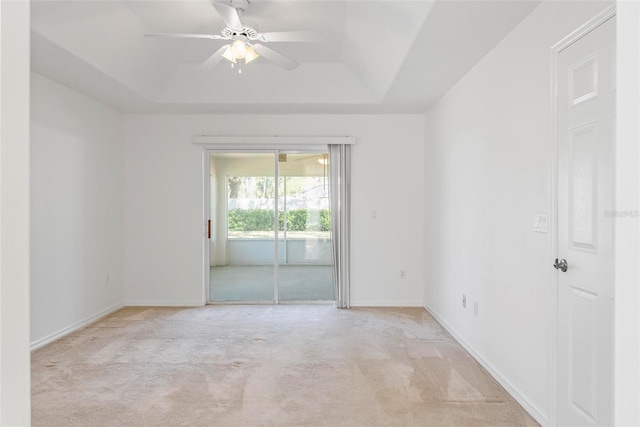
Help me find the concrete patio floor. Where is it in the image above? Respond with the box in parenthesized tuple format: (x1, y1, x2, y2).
(210, 265, 334, 302)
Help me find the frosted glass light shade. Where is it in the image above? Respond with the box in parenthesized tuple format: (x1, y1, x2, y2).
(244, 45, 259, 63)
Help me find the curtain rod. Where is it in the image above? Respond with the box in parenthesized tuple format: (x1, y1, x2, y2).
(191, 136, 356, 145)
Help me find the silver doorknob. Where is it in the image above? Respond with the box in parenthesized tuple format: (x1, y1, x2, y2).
(553, 258, 568, 272)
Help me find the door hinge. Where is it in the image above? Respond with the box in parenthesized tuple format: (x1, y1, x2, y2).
(207, 220, 211, 239)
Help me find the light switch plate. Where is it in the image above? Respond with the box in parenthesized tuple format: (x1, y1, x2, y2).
(534, 212, 548, 233)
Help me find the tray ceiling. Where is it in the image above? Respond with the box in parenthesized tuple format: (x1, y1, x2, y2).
(31, 0, 540, 114)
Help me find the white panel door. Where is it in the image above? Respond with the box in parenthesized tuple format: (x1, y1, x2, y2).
(556, 16, 615, 427)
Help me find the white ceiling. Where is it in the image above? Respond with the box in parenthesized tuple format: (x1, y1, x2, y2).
(31, 0, 541, 114)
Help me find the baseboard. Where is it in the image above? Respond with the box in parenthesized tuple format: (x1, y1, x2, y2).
(124, 300, 205, 307)
(424, 304, 549, 427)
(30, 302, 125, 351)
(351, 301, 424, 307)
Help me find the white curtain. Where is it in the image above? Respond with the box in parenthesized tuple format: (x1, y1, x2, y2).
(329, 144, 351, 309)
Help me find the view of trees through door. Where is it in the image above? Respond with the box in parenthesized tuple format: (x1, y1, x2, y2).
(208, 151, 334, 303)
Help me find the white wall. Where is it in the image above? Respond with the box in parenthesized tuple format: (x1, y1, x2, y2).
(423, 1, 614, 424)
(615, 2, 640, 425)
(0, 1, 31, 424)
(30, 72, 124, 348)
(123, 115, 424, 307)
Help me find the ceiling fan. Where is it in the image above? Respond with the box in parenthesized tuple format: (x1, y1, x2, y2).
(144, 0, 316, 73)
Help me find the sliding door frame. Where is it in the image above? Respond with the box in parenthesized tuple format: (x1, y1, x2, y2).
(202, 146, 329, 305)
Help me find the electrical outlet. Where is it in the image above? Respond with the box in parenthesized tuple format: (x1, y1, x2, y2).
(462, 294, 466, 308)
(473, 302, 479, 317)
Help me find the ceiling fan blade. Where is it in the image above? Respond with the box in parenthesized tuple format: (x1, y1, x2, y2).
(199, 45, 230, 70)
(252, 44, 298, 70)
(212, 3, 243, 31)
(258, 31, 320, 43)
(144, 33, 225, 40)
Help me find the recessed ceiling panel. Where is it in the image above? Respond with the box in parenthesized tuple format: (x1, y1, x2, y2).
(31, 0, 540, 113)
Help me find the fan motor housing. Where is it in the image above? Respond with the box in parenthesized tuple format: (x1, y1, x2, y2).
(221, 26, 258, 40)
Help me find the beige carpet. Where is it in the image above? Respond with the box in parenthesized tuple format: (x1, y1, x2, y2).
(32, 306, 539, 427)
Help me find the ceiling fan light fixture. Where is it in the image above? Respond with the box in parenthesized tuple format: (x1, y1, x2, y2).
(221, 45, 236, 63)
(221, 38, 260, 70)
(230, 38, 248, 58)
(244, 45, 259, 63)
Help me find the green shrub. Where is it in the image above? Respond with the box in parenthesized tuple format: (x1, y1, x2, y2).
(286, 210, 307, 231)
(320, 210, 331, 232)
(229, 208, 332, 232)
(228, 209, 274, 231)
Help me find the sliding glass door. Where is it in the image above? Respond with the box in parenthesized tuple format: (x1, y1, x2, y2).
(209, 152, 276, 302)
(208, 150, 334, 303)
(277, 153, 333, 301)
